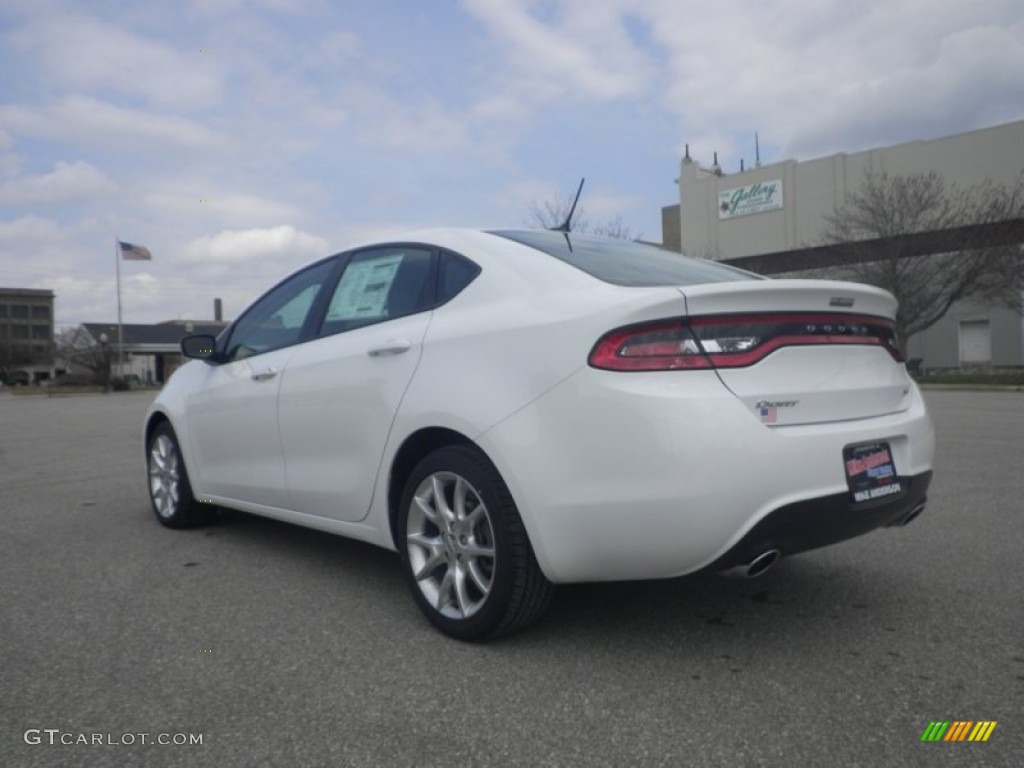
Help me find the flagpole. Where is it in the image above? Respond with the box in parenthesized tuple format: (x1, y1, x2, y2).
(115, 238, 123, 378)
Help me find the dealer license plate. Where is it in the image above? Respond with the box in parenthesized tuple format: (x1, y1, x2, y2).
(843, 442, 902, 503)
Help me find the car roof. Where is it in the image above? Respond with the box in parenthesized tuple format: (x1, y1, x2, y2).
(382, 228, 760, 288)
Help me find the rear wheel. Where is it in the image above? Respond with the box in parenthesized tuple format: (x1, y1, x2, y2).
(399, 445, 553, 640)
(147, 421, 211, 528)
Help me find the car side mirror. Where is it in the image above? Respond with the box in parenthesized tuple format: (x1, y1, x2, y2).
(181, 334, 220, 362)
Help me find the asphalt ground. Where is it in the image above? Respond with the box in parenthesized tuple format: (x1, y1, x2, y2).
(0, 389, 1021, 768)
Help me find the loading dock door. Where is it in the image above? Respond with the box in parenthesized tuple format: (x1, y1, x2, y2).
(959, 320, 991, 364)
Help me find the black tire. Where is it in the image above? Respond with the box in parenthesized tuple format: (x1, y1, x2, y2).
(398, 445, 553, 640)
(146, 421, 211, 529)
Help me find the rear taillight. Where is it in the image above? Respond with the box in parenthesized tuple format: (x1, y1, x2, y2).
(589, 313, 903, 372)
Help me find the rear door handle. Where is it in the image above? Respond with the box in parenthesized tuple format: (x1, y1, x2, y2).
(251, 368, 278, 381)
(367, 340, 412, 357)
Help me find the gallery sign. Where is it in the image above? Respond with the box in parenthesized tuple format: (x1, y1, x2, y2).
(718, 179, 783, 219)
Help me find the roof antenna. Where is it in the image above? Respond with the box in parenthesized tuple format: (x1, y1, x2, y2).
(551, 177, 585, 233)
(755, 132, 761, 168)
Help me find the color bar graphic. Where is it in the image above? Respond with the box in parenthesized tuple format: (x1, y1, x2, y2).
(968, 721, 998, 742)
(921, 721, 996, 742)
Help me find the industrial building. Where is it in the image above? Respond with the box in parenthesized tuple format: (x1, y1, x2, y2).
(663, 120, 1024, 368)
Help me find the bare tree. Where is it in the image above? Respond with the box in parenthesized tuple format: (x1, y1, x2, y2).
(54, 326, 111, 386)
(591, 214, 636, 241)
(527, 193, 590, 233)
(0, 340, 34, 382)
(526, 195, 638, 240)
(823, 170, 1024, 345)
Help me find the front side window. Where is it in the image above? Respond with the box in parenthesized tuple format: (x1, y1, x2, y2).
(320, 247, 434, 336)
(225, 259, 335, 361)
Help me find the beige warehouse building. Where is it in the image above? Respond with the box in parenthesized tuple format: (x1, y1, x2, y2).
(663, 120, 1024, 368)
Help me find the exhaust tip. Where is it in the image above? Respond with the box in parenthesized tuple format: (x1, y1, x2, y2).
(745, 548, 781, 578)
(900, 503, 926, 526)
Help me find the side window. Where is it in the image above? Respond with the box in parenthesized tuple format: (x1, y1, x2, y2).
(438, 251, 480, 304)
(320, 247, 434, 336)
(225, 259, 334, 361)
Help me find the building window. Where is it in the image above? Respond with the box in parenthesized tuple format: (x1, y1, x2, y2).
(31, 305, 49, 319)
(0, 304, 7, 317)
(12, 325, 29, 339)
(11, 305, 29, 319)
(32, 325, 51, 339)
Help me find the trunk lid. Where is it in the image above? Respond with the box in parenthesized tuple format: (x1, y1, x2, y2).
(679, 279, 912, 426)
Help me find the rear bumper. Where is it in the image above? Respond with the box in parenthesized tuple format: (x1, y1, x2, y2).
(706, 470, 932, 571)
(478, 366, 935, 584)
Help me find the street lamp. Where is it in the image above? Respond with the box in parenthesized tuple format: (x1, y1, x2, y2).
(98, 332, 110, 393)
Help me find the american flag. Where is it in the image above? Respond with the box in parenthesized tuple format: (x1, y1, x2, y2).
(759, 405, 777, 423)
(119, 241, 152, 260)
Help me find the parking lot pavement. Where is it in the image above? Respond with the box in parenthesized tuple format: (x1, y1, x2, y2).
(1, 389, 1022, 767)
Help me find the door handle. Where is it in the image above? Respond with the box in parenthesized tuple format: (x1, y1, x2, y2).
(251, 367, 278, 381)
(367, 340, 412, 357)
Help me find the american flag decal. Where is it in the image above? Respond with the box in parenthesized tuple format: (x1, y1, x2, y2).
(759, 405, 777, 423)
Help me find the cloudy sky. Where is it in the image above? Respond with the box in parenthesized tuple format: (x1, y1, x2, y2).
(2, 0, 1023, 326)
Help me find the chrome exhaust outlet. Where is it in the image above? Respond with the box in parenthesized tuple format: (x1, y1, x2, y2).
(899, 503, 925, 526)
(744, 548, 781, 578)
(721, 548, 782, 579)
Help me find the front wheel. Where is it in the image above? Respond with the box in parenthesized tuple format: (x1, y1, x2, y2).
(398, 445, 553, 640)
(147, 421, 211, 528)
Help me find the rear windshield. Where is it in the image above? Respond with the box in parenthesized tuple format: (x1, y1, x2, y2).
(489, 230, 762, 287)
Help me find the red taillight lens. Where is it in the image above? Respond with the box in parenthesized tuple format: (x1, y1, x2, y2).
(589, 321, 713, 371)
(589, 313, 903, 371)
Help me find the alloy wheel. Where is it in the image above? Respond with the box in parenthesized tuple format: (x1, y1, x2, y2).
(406, 471, 496, 619)
(149, 433, 181, 519)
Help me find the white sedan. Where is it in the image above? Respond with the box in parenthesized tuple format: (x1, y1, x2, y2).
(144, 229, 934, 639)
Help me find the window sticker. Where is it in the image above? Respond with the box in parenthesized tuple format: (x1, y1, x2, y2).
(327, 253, 404, 320)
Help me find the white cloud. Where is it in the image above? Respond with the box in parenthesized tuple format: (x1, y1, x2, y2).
(184, 225, 329, 266)
(8, 13, 224, 110)
(185, 0, 330, 17)
(335, 221, 425, 245)
(303, 28, 361, 72)
(140, 186, 307, 229)
(584, 187, 644, 220)
(787, 23, 1024, 158)
(342, 85, 471, 153)
(0, 97, 227, 152)
(641, 0, 1024, 163)
(0, 215, 68, 243)
(121, 272, 161, 312)
(151, 226, 330, 322)
(0, 153, 22, 178)
(0, 161, 117, 206)
(48, 274, 116, 326)
(460, 0, 1024, 170)
(462, 0, 654, 104)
